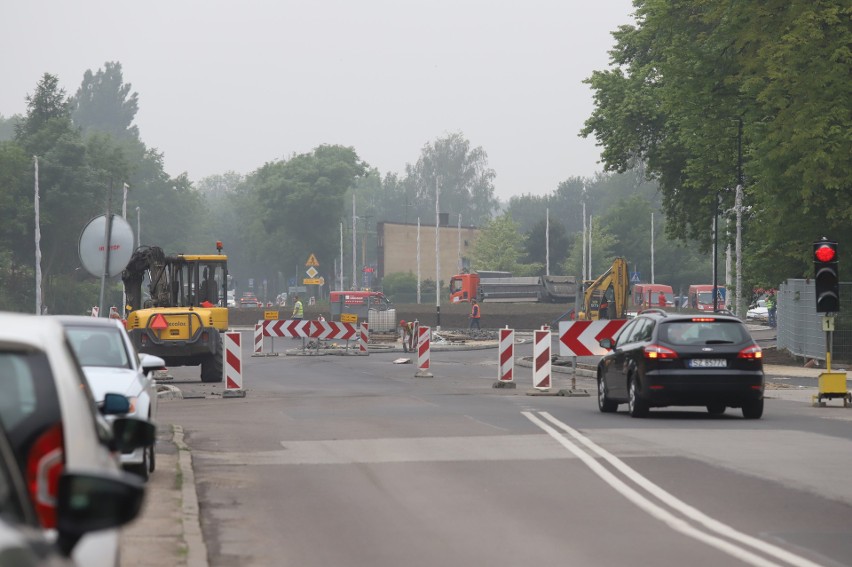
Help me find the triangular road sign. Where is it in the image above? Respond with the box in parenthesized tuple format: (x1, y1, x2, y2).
(305, 253, 319, 267)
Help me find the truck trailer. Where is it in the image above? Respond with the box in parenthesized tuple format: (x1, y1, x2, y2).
(449, 272, 577, 303)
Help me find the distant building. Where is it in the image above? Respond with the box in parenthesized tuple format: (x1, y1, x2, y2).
(377, 217, 481, 283)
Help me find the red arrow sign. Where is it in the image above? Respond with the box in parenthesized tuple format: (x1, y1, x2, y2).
(558, 320, 627, 357)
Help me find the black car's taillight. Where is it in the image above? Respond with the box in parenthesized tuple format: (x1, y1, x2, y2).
(644, 345, 678, 359)
(738, 345, 763, 359)
(26, 422, 64, 529)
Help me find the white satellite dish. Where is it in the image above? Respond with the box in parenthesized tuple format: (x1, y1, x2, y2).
(78, 215, 135, 277)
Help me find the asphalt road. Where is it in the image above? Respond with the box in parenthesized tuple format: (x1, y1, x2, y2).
(158, 333, 852, 567)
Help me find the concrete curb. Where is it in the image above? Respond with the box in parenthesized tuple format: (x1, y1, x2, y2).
(173, 425, 208, 567)
(157, 384, 184, 400)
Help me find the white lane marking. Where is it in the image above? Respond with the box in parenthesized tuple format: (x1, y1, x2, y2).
(539, 413, 826, 567)
(523, 411, 825, 567)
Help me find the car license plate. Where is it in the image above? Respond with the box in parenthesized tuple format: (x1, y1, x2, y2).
(689, 359, 726, 368)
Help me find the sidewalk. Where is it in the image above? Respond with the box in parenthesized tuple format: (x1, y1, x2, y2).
(119, 423, 207, 567)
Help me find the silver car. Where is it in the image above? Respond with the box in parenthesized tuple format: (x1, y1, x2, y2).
(54, 316, 164, 480)
(0, 312, 153, 567)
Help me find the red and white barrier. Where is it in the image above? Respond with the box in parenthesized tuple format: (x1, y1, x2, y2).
(533, 328, 551, 390)
(415, 325, 433, 377)
(224, 332, 243, 390)
(558, 320, 627, 357)
(260, 319, 357, 340)
(254, 323, 263, 354)
(498, 328, 514, 383)
(359, 322, 369, 355)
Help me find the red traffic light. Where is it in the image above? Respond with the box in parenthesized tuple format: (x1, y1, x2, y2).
(814, 243, 837, 263)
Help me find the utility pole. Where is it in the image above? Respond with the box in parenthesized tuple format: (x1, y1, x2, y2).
(34, 156, 43, 315)
(435, 177, 441, 330)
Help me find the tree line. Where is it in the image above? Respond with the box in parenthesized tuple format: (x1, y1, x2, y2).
(5, 2, 846, 317)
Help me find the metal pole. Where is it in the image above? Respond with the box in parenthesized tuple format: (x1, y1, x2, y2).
(735, 184, 743, 316)
(582, 202, 587, 281)
(34, 156, 43, 315)
(417, 218, 421, 304)
(352, 193, 357, 290)
(339, 222, 344, 291)
(588, 215, 593, 278)
(546, 208, 550, 276)
(135, 206, 141, 247)
(99, 182, 114, 317)
(435, 177, 441, 330)
(457, 214, 462, 274)
(712, 194, 719, 312)
(121, 184, 130, 317)
(651, 212, 655, 284)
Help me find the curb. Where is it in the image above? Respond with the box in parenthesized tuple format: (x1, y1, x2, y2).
(157, 384, 184, 400)
(173, 425, 208, 567)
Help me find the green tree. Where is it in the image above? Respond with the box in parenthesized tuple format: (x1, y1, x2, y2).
(71, 62, 140, 142)
(253, 145, 367, 288)
(381, 272, 417, 302)
(524, 218, 571, 275)
(471, 213, 527, 273)
(582, 1, 852, 282)
(405, 132, 499, 227)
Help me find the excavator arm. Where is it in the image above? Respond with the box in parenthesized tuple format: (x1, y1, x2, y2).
(580, 257, 630, 320)
(121, 246, 171, 311)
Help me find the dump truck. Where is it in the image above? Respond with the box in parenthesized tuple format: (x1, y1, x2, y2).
(448, 271, 578, 303)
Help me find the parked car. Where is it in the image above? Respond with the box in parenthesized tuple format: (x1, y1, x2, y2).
(747, 299, 769, 322)
(596, 311, 764, 419)
(54, 315, 164, 480)
(0, 417, 146, 566)
(0, 312, 154, 567)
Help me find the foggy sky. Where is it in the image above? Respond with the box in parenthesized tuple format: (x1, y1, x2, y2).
(2, 0, 635, 201)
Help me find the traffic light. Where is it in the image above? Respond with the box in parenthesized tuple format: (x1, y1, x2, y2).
(813, 238, 839, 313)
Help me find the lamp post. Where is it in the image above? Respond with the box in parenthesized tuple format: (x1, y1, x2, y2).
(712, 193, 719, 312)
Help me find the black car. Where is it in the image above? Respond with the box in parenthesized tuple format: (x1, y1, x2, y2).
(596, 311, 764, 418)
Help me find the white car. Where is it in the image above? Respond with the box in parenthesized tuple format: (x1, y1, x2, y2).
(0, 312, 153, 567)
(55, 316, 164, 480)
(747, 299, 769, 322)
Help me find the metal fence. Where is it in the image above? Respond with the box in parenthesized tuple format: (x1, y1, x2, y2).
(777, 280, 852, 363)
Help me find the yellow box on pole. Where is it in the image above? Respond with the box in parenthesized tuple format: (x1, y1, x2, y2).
(818, 371, 847, 395)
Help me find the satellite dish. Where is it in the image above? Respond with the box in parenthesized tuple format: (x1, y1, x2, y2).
(79, 215, 135, 277)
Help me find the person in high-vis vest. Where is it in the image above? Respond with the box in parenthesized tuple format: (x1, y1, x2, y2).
(292, 295, 303, 321)
(469, 299, 481, 330)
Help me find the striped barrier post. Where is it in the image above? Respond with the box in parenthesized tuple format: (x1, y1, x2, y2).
(493, 327, 516, 389)
(253, 322, 263, 355)
(223, 331, 246, 398)
(359, 322, 369, 355)
(414, 325, 433, 378)
(533, 327, 551, 391)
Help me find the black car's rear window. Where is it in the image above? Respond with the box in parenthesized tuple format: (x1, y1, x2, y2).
(659, 320, 751, 345)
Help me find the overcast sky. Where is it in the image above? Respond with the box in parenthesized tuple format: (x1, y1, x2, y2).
(3, 0, 635, 201)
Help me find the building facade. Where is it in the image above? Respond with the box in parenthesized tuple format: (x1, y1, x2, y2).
(377, 218, 480, 285)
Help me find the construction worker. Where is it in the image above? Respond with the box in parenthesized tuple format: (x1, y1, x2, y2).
(291, 295, 303, 321)
(469, 299, 481, 330)
(658, 291, 666, 307)
(399, 320, 415, 352)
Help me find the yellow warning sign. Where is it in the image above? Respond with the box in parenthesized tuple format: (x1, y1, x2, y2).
(340, 313, 358, 323)
(305, 253, 319, 267)
(264, 310, 279, 320)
